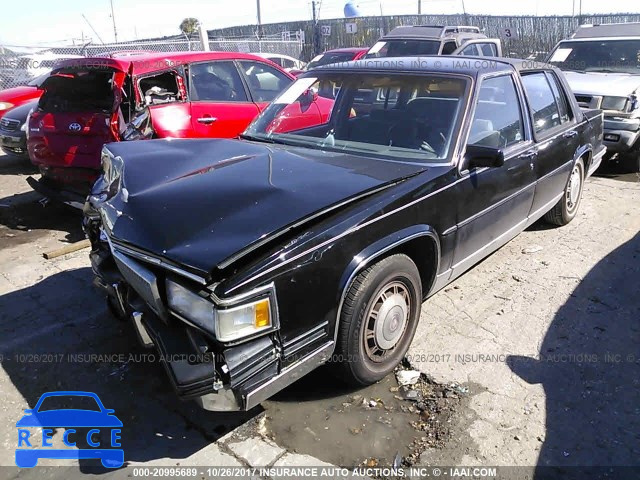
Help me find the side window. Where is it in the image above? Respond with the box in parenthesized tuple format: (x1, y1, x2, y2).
(239, 61, 292, 102)
(189, 61, 247, 102)
(139, 71, 180, 106)
(469, 75, 524, 149)
(546, 72, 572, 123)
(441, 41, 457, 55)
(521, 72, 562, 134)
(281, 58, 295, 69)
(459, 43, 480, 56)
(479, 43, 498, 56)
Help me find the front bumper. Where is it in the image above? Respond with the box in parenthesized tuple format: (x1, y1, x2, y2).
(603, 117, 640, 154)
(85, 210, 333, 411)
(0, 131, 27, 157)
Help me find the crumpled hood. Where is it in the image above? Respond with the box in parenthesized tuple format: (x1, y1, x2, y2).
(563, 71, 640, 97)
(99, 138, 426, 277)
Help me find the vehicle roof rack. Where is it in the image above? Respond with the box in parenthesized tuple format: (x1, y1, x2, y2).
(384, 25, 481, 39)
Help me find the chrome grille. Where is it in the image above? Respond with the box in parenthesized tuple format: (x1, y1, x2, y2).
(574, 94, 602, 109)
(0, 118, 20, 132)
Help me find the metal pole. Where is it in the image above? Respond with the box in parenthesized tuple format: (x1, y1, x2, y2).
(109, 0, 118, 43)
(82, 14, 105, 45)
(312, 0, 320, 55)
(418, 0, 422, 15)
(256, 0, 263, 38)
(579, 0, 583, 24)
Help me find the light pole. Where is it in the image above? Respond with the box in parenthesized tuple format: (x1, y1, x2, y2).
(256, 0, 263, 38)
(109, 0, 118, 43)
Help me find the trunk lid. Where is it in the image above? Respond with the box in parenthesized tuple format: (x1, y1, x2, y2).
(28, 68, 125, 169)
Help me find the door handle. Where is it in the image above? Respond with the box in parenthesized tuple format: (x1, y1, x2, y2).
(518, 150, 537, 160)
(563, 130, 578, 138)
(518, 150, 537, 170)
(197, 117, 217, 125)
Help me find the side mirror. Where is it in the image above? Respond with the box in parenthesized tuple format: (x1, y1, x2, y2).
(299, 87, 318, 112)
(465, 144, 505, 169)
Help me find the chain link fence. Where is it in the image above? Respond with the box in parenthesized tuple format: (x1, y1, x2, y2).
(0, 35, 303, 91)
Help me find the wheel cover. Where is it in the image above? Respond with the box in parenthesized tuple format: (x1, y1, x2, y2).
(566, 164, 582, 211)
(363, 281, 411, 362)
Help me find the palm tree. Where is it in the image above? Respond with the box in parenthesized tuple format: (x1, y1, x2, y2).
(179, 18, 200, 36)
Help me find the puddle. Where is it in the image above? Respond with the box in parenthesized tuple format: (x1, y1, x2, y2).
(262, 364, 466, 467)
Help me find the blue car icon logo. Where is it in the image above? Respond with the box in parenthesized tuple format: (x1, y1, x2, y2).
(15, 391, 123, 468)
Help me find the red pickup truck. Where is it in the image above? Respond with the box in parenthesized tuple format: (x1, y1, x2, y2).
(26, 51, 331, 207)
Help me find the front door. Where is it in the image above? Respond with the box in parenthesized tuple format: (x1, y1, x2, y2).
(450, 73, 536, 278)
(188, 60, 260, 138)
(236, 60, 293, 112)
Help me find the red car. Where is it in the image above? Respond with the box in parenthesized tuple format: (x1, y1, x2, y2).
(26, 51, 331, 207)
(0, 74, 46, 118)
(306, 48, 368, 70)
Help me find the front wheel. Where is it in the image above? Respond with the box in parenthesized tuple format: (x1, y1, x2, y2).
(334, 254, 422, 385)
(544, 158, 585, 226)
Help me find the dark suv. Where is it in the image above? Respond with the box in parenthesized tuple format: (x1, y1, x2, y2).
(366, 25, 502, 58)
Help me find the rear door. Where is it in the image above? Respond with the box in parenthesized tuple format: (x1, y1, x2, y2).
(187, 60, 260, 138)
(521, 70, 580, 216)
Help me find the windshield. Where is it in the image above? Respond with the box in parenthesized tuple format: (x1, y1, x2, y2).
(244, 73, 469, 163)
(307, 52, 359, 70)
(366, 39, 441, 58)
(38, 395, 101, 412)
(548, 40, 640, 74)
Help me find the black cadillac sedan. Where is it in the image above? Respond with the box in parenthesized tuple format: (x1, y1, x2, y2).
(84, 57, 605, 411)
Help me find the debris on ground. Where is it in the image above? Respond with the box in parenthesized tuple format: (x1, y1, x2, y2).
(522, 245, 543, 254)
(393, 362, 470, 466)
(396, 369, 421, 386)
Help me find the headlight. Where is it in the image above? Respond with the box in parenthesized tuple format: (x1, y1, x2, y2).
(0, 102, 14, 110)
(601, 96, 629, 112)
(215, 297, 273, 343)
(166, 279, 215, 332)
(23, 108, 34, 137)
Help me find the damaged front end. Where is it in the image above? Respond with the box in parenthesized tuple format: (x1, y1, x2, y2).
(83, 147, 328, 411)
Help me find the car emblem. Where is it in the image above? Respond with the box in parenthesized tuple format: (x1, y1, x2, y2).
(68, 123, 82, 132)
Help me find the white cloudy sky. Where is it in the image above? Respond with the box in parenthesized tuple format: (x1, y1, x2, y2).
(1, 0, 638, 45)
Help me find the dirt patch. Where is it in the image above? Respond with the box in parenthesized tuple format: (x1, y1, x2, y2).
(261, 361, 471, 467)
(0, 199, 83, 249)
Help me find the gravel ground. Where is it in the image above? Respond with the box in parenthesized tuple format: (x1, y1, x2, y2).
(0, 150, 638, 477)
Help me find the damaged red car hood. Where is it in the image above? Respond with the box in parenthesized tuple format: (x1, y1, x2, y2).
(97, 138, 427, 278)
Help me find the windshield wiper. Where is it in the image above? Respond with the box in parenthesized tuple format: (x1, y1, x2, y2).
(584, 68, 632, 74)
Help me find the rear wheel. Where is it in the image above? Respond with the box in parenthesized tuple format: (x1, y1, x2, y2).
(334, 254, 422, 385)
(544, 158, 585, 226)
